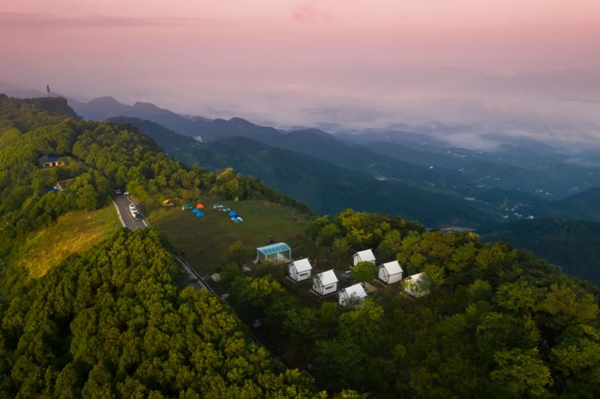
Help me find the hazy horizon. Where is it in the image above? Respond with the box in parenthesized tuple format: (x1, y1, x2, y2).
(2, 0, 600, 147)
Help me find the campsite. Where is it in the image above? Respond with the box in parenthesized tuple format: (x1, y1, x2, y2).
(151, 200, 309, 275)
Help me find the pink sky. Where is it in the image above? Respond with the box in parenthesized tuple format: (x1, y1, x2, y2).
(1, 0, 600, 135)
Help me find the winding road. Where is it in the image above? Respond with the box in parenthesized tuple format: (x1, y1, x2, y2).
(113, 195, 147, 230)
(112, 194, 213, 293)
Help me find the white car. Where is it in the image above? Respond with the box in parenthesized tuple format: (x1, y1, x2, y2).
(124, 192, 130, 196)
(128, 204, 137, 211)
(115, 189, 122, 195)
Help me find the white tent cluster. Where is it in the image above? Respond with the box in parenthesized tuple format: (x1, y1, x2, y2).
(285, 249, 429, 307)
(351, 250, 430, 297)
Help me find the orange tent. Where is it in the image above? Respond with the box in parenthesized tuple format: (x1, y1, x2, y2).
(196, 203, 205, 209)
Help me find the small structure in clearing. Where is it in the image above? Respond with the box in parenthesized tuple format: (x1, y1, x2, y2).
(313, 269, 338, 296)
(402, 272, 430, 298)
(56, 178, 76, 191)
(256, 242, 291, 263)
(378, 261, 404, 285)
(352, 249, 376, 267)
(38, 155, 65, 168)
(338, 283, 367, 307)
(288, 258, 312, 282)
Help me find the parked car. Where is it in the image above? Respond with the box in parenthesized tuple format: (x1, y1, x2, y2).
(115, 189, 122, 195)
(124, 192, 130, 196)
(133, 212, 143, 221)
(128, 204, 137, 211)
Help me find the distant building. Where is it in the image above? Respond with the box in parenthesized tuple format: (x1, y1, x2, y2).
(193, 136, 203, 142)
(288, 258, 312, 282)
(38, 155, 65, 168)
(352, 249, 376, 267)
(377, 261, 404, 285)
(313, 269, 338, 296)
(338, 283, 367, 307)
(56, 178, 76, 191)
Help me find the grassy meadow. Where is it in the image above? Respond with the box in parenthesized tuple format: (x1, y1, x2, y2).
(150, 200, 311, 275)
(9, 206, 122, 279)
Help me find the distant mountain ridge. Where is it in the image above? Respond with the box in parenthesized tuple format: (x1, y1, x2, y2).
(110, 116, 487, 227)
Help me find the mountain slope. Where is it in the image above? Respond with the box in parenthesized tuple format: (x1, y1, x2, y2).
(481, 218, 600, 285)
(111, 117, 490, 227)
(0, 228, 326, 397)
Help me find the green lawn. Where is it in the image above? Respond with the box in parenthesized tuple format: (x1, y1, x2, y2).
(10, 206, 121, 279)
(150, 200, 311, 275)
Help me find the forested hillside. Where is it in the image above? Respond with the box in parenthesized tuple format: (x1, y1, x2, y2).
(3, 95, 600, 398)
(0, 95, 308, 260)
(0, 96, 349, 397)
(110, 117, 489, 227)
(0, 228, 338, 398)
(482, 218, 600, 285)
(221, 210, 600, 398)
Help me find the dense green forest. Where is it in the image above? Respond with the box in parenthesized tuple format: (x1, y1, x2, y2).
(3, 95, 600, 398)
(0, 228, 350, 398)
(482, 218, 600, 285)
(223, 210, 600, 398)
(0, 95, 309, 258)
(0, 96, 349, 397)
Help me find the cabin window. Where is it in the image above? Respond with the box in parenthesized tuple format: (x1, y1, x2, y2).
(299, 272, 309, 277)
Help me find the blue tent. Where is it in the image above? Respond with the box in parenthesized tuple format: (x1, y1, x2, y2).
(229, 210, 237, 217)
(195, 211, 204, 217)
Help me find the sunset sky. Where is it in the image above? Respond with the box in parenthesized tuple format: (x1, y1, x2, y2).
(1, 0, 599, 139)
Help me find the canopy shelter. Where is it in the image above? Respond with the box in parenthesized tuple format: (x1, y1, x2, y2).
(378, 261, 404, 284)
(256, 242, 291, 263)
(339, 283, 367, 307)
(352, 249, 376, 267)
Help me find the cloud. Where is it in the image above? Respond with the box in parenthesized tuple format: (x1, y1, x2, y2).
(0, 12, 224, 29)
(292, 1, 333, 26)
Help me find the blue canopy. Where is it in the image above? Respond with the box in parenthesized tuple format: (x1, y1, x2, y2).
(257, 242, 291, 256)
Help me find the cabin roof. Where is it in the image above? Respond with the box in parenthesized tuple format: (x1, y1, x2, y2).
(341, 283, 367, 299)
(291, 258, 312, 273)
(316, 269, 338, 286)
(355, 249, 376, 262)
(381, 261, 403, 275)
